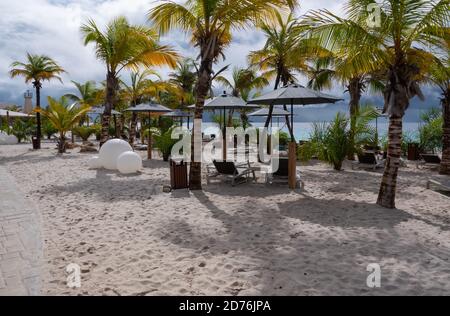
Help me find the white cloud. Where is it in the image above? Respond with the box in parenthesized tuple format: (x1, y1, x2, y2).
(0, 0, 440, 120)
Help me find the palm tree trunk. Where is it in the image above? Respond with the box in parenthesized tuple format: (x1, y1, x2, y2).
(189, 52, 213, 190)
(129, 113, 137, 145)
(440, 90, 450, 175)
(377, 116, 403, 209)
(101, 71, 118, 146)
(34, 81, 42, 149)
(347, 77, 362, 160)
(227, 109, 234, 127)
(58, 134, 66, 154)
(264, 73, 282, 128)
(120, 115, 127, 139)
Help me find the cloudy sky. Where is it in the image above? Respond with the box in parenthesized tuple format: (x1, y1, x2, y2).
(0, 0, 441, 121)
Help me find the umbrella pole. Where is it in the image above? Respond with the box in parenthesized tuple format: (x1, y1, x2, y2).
(114, 115, 118, 139)
(288, 99, 297, 190)
(223, 106, 226, 161)
(6, 112, 10, 135)
(147, 112, 152, 160)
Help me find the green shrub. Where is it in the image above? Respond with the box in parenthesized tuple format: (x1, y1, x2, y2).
(304, 114, 350, 170)
(73, 126, 95, 141)
(91, 124, 102, 141)
(11, 119, 34, 143)
(419, 108, 442, 153)
(275, 130, 290, 148)
(42, 118, 58, 139)
(153, 126, 180, 161)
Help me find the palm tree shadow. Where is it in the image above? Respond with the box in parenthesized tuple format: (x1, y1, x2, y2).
(156, 191, 450, 295)
(278, 198, 412, 229)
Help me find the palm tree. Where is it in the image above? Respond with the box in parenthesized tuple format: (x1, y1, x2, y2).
(121, 70, 171, 144)
(305, 0, 449, 208)
(80, 16, 179, 146)
(9, 53, 66, 149)
(38, 96, 91, 153)
(249, 11, 313, 135)
(215, 66, 269, 127)
(149, 0, 298, 190)
(428, 57, 450, 174)
(169, 58, 197, 105)
(306, 55, 385, 159)
(65, 80, 102, 107)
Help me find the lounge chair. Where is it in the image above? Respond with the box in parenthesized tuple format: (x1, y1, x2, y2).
(206, 161, 256, 186)
(427, 176, 450, 194)
(265, 158, 302, 188)
(352, 152, 385, 171)
(417, 154, 441, 169)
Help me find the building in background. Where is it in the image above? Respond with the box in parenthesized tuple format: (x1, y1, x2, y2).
(23, 90, 33, 114)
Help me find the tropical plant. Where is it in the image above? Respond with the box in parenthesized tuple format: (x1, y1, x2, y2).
(153, 126, 180, 161)
(274, 130, 290, 148)
(351, 105, 380, 152)
(73, 126, 95, 142)
(215, 66, 269, 127)
(80, 16, 178, 146)
(299, 116, 349, 170)
(38, 96, 91, 153)
(304, 0, 450, 208)
(249, 10, 316, 134)
(428, 57, 450, 174)
(419, 108, 443, 153)
(11, 119, 35, 143)
(64, 80, 101, 107)
(149, 0, 298, 190)
(318, 113, 350, 171)
(42, 117, 58, 139)
(306, 55, 385, 160)
(120, 70, 170, 144)
(9, 53, 66, 149)
(169, 58, 197, 105)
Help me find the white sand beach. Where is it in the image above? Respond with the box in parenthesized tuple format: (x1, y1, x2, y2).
(1, 143, 449, 296)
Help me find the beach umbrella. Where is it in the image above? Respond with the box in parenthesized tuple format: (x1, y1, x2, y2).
(192, 92, 259, 160)
(0, 109, 32, 135)
(0, 109, 32, 118)
(87, 106, 122, 137)
(88, 106, 122, 116)
(163, 109, 193, 129)
(125, 103, 172, 159)
(247, 83, 343, 189)
(248, 107, 291, 128)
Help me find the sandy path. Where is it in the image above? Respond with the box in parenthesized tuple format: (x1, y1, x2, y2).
(0, 143, 449, 296)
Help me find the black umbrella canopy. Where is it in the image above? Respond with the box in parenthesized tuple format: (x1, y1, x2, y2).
(125, 103, 172, 114)
(89, 106, 121, 116)
(188, 92, 259, 110)
(247, 83, 343, 105)
(163, 109, 193, 118)
(205, 92, 258, 109)
(248, 107, 291, 117)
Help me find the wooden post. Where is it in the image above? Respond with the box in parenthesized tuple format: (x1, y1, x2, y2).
(147, 112, 152, 160)
(288, 141, 297, 189)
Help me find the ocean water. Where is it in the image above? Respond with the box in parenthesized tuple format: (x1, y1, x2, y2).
(186, 119, 421, 141)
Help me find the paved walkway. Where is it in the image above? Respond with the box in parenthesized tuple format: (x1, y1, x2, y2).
(0, 165, 42, 295)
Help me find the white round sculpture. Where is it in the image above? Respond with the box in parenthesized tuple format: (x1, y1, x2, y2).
(0, 132, 18, 145)
(99, 139, 132, 170)
(88, 156, 102, 169)
(117, 151, 142, 174)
